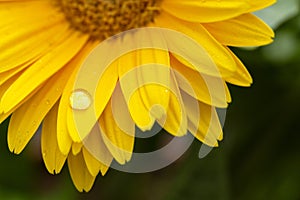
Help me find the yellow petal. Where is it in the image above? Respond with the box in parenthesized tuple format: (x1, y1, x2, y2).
(0, 60, 33, 85)
(224, 82, 232, 103)
(0, 22, 69, 73)
(134, 31, 170, 121)
(57, 100, 73, 156)
(110, 83, 136, 146)
(41, 102, 67, 174)
(170, 55, 228, 108)
(161, 0, 249, 23)
(161, 0, 276, 23)
(0, 31, 89, 113)
(57, 41, 99, 154)
(67, 40, 119, 142)
(82, 124, 113, 176)
(204, 13, 274, 47)
(0, 77, 41, 124)
(0, 74, 19, 108)
(118, 49, 154, 130)
(82, 147, 111, 177)
(82, 147, 101, 177)
(182, 92, 223, 146)
(0, 74, 43, 125)
(224, 47, 253, 86)
(72, 142, 83, 155)
(99, 89, 135, 164)
(158, 72, 187, 136)
(0, 2, 67, 72)
(127, 90, 155, 131)
(154, 12, 236, 77)
(246, 0, 276, 12)
(135, 49, 170, 121)
(116, 32, 171, 131)
(6, 51, 80, 154)
(68, 151, 96, 192)
(137, 25, 221, 78)
(67, 66, 118, 142)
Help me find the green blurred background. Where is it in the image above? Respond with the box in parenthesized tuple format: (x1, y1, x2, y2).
(0, 2, 300, 200)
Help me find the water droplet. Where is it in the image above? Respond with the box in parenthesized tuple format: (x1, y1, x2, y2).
(32, 120, 37, 126)
(69, 89, 92, 110)
(45, 100, 50, 105)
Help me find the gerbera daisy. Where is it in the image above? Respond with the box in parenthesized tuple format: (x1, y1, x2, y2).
(0, 0, 275, 192)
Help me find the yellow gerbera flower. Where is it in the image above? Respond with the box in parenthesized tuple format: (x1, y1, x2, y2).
(0, 0, 275, 192)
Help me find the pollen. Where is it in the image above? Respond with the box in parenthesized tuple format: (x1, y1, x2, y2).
(57, 0, 161, 40)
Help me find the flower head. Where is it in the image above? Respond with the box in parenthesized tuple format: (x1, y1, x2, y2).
(0, 0, 275, 192)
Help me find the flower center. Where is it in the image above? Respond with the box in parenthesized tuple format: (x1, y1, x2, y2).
(57, 0, 161, 40)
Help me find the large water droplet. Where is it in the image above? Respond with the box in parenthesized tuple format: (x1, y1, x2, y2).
(69, 89, 92, 110)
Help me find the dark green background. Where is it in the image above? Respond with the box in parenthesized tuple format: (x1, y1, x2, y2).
(0, 12, 300, 200)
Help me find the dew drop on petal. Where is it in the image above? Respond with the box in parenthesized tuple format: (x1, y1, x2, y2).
(69, 89, 92, 110)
